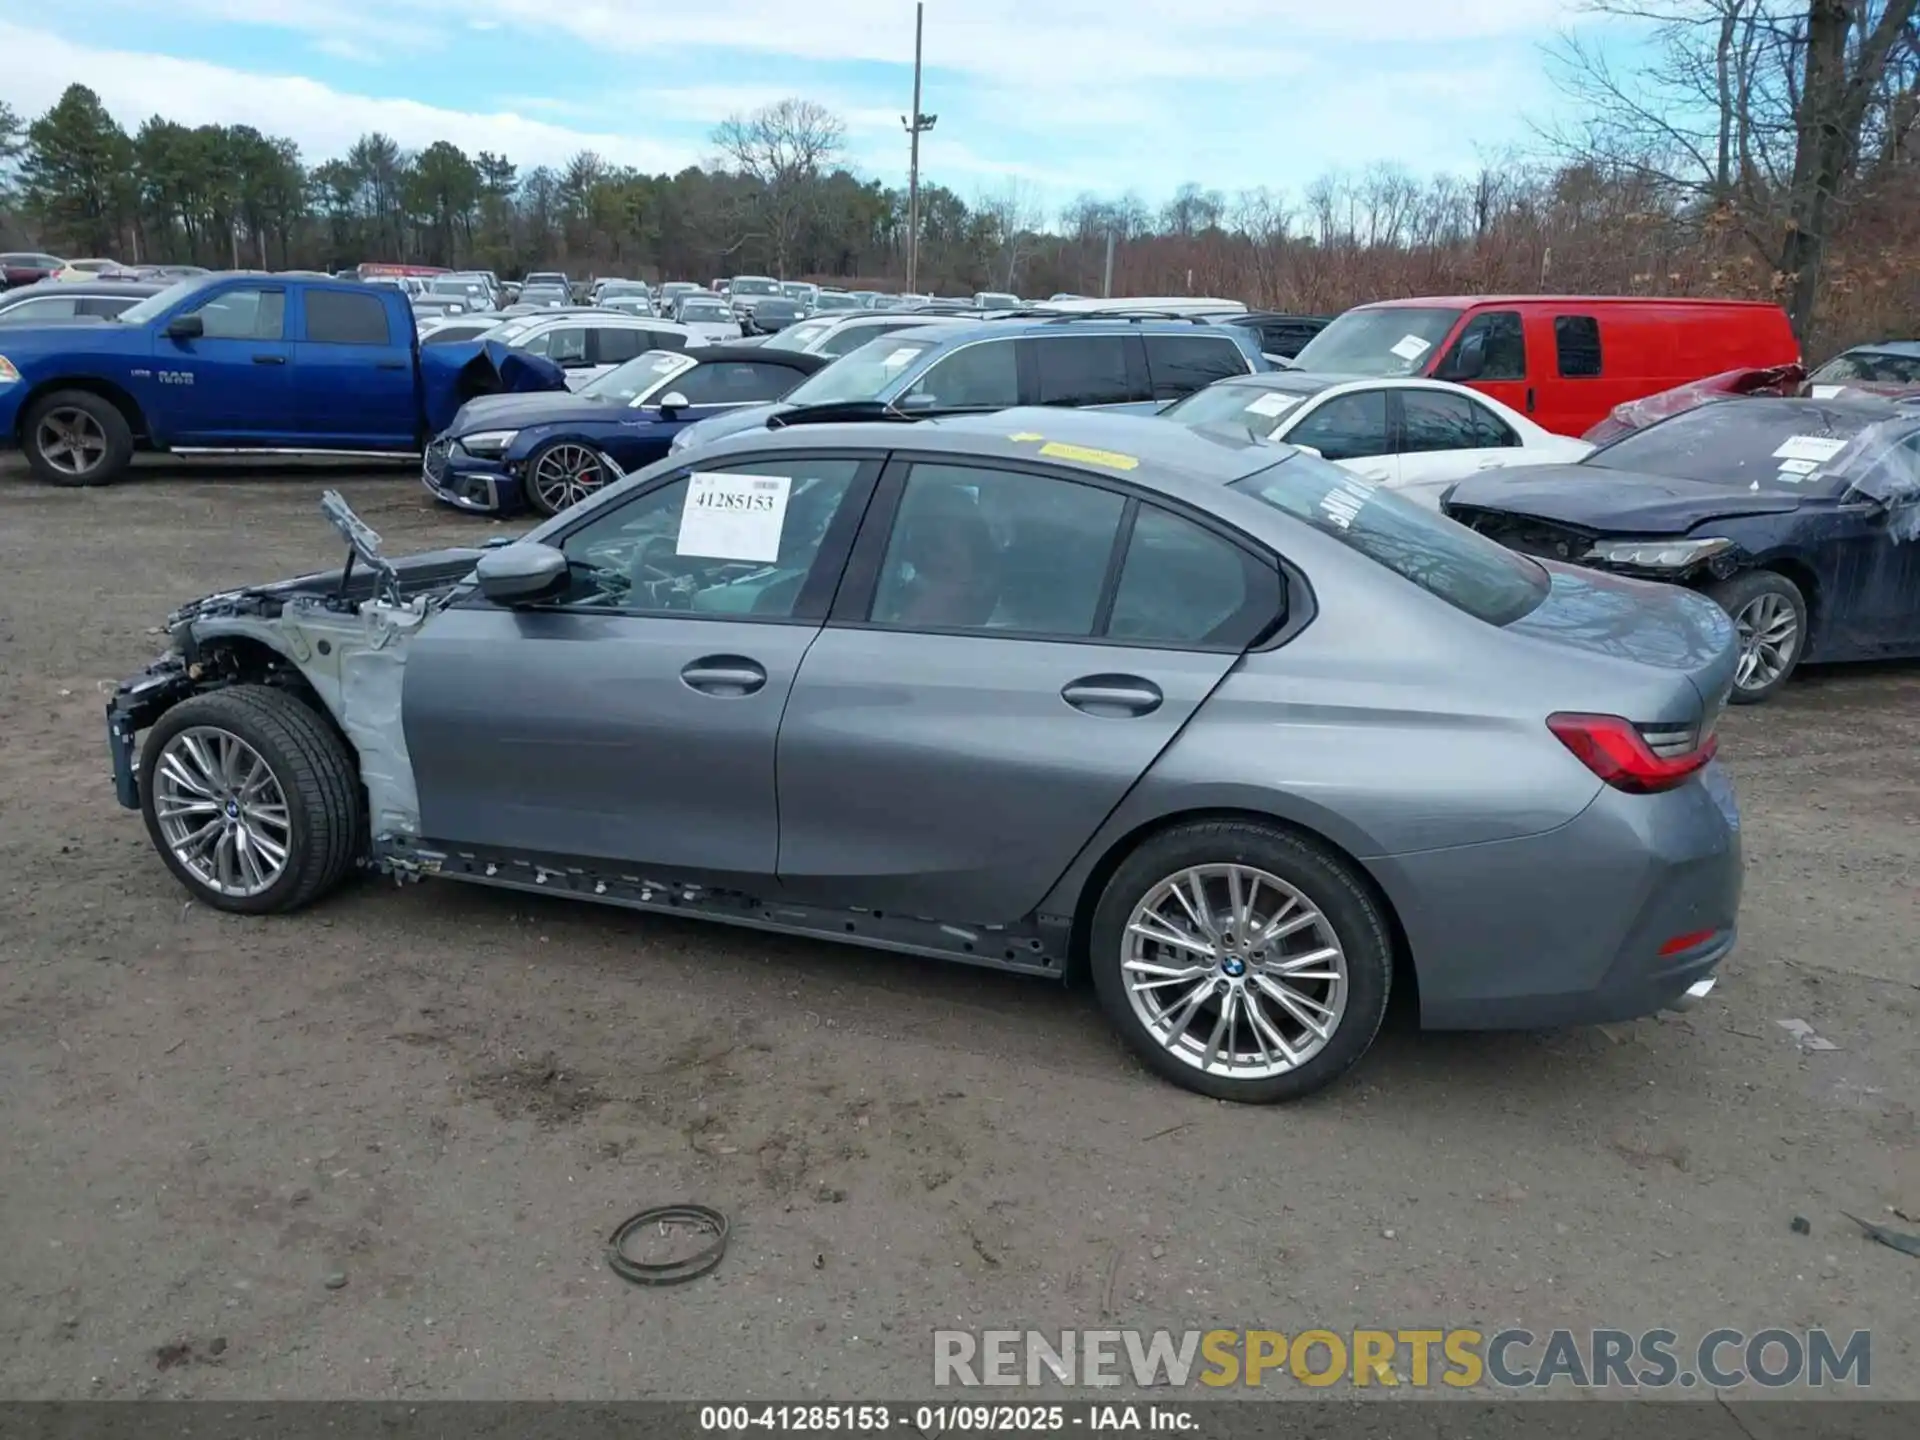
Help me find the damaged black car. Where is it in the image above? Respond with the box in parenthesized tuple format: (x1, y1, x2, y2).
(1444, 396, 1920, 703)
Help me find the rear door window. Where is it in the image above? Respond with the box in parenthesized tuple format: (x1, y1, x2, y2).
(1286, 391, 1391, 461)
(1143, 334, 1250, 401)
(1105, 505, 1282, 649)
(4, 295, 79, 320)
(593, 327, 648, 365)
(1033, 335, 1141, 406)
(304, 289, 391, 345)
(1398, 391, 1486, 453)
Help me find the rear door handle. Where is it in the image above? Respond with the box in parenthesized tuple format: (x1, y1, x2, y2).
(1062, 675, 1164, 718)
(1525, 386, 1536, 414)
(253, 354, 287, 365)
(680, 656, 767, 696)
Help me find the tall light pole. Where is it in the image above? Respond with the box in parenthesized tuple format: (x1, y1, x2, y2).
(902, 1, 937, 294)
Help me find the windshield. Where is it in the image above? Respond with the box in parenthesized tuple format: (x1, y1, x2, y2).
(1232, 451, 1549, 625)
(1811, 351, 1920, 387)
(678, 301, 730, 322)
(978, 293, 1018, 308)
(1289, 306, 1460, 377)
(1586, 399, 1888, 493)
(582, 350, 697, 404)
(765, 320, 835, 352)
(782, 336, 939, 406)
(732, 278, 780, 297)
(1162, 378, 1333, 438)
(812, 294, 861, 313)
(115, 276, 218, 325)
(781, 283, 811, 298)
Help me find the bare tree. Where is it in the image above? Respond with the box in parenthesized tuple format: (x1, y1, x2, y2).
(1546, 0, 1920, 337)
(711, 98, 846, 278)
(976, 179, 1045, 290)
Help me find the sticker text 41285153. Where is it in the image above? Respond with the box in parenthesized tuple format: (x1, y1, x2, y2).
(676, 472, 793, 562)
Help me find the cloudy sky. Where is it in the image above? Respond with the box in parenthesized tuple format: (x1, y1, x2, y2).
(0, 0, 1622, 209)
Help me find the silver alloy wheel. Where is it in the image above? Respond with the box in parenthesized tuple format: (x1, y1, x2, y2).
(530, 443, 606, 512)
(152, 726, 293, 898)
(1121, 864, 1349, 1080)
(1732, 591, 1799, 692)
(35, 407, 108, 477)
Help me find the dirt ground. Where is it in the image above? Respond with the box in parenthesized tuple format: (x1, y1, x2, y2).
(1, 456, 1916, 1402)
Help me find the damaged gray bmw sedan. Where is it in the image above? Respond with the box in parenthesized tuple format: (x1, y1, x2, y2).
(107, 409, 1744, 1101)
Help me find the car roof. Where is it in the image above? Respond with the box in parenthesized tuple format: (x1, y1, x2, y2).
(693, 344, 830, 372)
(703, 407, 1280, 492)
(1837, 340, 1920, 359)
(0, 279, 163, 300)
(1358, 294, 1785, 311)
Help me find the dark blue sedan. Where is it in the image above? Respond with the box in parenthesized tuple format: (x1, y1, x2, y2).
(423, 344, 830, 516)
(1443, 396, 1920, 704)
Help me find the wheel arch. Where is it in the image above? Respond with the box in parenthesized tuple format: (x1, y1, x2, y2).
(1056, 806, 1418, 1012)
(1754, 554, 1821, 646)
(16, 376, 150, 446)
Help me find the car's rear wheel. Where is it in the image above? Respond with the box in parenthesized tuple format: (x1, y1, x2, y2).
(1088, 820, 1393, 1102)
(139, 685, 362, 914)
(526, 441, 610, 516)
(1708, 570, 1805, 705)
(23, 389, 134, 487)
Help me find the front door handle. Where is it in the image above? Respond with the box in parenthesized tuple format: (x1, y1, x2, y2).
(252, 354, 286, 365)
(680, 655, 767, 696)
(1062, 675, 1164, 718)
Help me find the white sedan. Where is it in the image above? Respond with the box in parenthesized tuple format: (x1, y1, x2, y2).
(1160, 374, 1591, 508)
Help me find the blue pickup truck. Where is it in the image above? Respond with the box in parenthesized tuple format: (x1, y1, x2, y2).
(0, 272, 566, 487)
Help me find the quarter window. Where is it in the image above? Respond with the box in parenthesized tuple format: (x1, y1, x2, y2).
(1554, 315, 1603, 378)
(1034, 335, 1139, 406)
(869, 464, 1126, 637)
(304, 289, 391, 345)
(191, 287, 287, 341)
(553, 459, 863, 618)
(1286, 391, 1391, 461)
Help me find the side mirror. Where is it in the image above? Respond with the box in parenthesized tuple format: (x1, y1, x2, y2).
(658, 391, 690, 415)
(475, 542, 568, 605)
(165, 313, 204, 340)
(1441, 335, 1486, 381)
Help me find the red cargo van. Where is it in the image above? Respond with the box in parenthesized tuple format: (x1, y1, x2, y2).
(1288, 295, 1801, 437)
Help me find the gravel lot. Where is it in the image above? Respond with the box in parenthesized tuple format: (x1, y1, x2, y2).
(1, 457, 1916, 1401)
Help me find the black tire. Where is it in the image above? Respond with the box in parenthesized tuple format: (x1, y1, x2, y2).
(138, 685, 362, 915)
(523, 440, 609, 516)
(1088, 820, 1393, 1103)
(22, 388, 135, 487)
(1706, 570, 1806, 705)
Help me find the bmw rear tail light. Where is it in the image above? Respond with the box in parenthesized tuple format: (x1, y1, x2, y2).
(1547, 713, 1717, 794)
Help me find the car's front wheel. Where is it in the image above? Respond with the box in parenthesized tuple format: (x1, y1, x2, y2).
(139, 685, 362, 914)
(22, 389, 134, 487)
(525, 441, 611, 516)
(1088, 820, 1393, 1102)
(1708, 570, 1806, 705)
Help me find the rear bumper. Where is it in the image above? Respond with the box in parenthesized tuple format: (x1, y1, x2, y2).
(1375, 761, 1743, 1030)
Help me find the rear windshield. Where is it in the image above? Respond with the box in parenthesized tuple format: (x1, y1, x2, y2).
(1289, 306, 1460, 378)
(732, 278, 781, 296)
(1231, 452, 1549, 625)
(1162, 378, 1334, 437)
(1810, 351, 1920, 387)
(1586, 399, 1888, 493)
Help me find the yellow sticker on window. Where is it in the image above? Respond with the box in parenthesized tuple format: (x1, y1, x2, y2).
(1038, 441, 1140, 471)
(1007, 431, 1045, 442)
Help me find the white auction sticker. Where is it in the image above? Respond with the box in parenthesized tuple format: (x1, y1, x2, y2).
(1389, 334, 1432, 362)
(880, 347, 918, 369)
(1776, 458, 1820, 477)
(1245, 392, 1300, 418)
(677, 472, 792, 562)
(1808, 384, 1845, 399)
(1771, 434, 1848, 464)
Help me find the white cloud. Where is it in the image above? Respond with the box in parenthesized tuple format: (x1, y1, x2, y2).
(0, 23, 700, 171)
